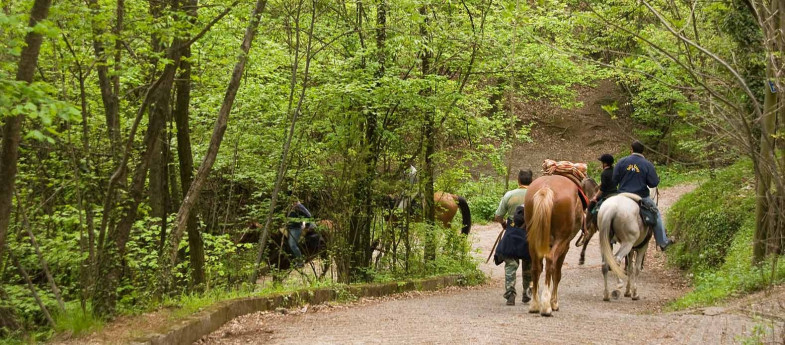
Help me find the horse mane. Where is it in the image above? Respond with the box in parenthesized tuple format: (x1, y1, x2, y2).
(527, 187, 554, 258)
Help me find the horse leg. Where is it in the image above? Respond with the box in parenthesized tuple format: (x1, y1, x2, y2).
(607, 242, 631, 300)
(540, 254, 554, 316)
(624, 253, 633, 298)
(529, 257, 543, 314)
(551, 245, 569, 311)
(548, 240, 569, 311)
(632, 247, 646, 300)
(602, 260, 611, 301)
(579, 239, 589, 265)
(613, 242, 633, 268)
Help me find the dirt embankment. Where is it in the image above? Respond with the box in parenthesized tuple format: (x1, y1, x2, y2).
(471, 79, 635, 179)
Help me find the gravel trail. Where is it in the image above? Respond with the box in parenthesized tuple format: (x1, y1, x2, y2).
(197, 184, 783, 344)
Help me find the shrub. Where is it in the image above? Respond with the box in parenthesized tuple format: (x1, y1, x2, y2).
(469, 194, 500, 223)
(666, 159, 755, 271)
(669, 218, 785, 309)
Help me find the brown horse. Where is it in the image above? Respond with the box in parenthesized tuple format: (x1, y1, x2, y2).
(434, 192, 472, 234)
(387, 192, 472, 234)
(525, 175, 585, 316)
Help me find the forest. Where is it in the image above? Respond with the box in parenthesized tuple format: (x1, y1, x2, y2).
(1, 0, 784, 341)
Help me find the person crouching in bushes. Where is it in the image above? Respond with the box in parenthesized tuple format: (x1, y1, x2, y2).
(493, 205, 531, 306)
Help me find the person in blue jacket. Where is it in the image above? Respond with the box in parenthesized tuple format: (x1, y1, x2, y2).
(287, 193, 313, 266)
(613, 141, 674, 250)
(494, 205, 531, 306)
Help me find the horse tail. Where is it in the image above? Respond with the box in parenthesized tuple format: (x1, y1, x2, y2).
(527, 187, 554, 259)
(599, 204, 627, 279)
(456, 196, 472, 234)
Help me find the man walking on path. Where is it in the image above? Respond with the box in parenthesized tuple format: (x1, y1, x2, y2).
(494, 169, 533, 305)
(613, 141, 674, 251)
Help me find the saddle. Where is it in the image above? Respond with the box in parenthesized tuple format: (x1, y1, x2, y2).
(617, 193, 658, 227)
(595, 193, 655, 250)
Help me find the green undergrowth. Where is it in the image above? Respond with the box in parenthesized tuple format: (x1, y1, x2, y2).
(669, 218, 785, 310)
(45, 264, 484, 343)
(667, 159, 755, 270)
(52, 303, 105, 339)
(655, 163, 710, 188)
(666, 159, 785, 310)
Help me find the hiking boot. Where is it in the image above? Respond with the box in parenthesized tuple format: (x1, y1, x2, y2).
(659, 238, 675, 251)
(522, 287, 532, 303)
(506, 293, 516, 306)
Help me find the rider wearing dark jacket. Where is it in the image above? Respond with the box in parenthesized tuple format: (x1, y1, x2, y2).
(587, 154, 616, 229)
(287, 198, 313, 264)
(612, 141, 674, 251)
(593, 153, 617, 202)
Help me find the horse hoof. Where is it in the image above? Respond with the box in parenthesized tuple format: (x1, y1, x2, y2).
(624, 292, 631, 298)
(611, 290, 620, 300)
(529, 308, 539, 314)
(603, 297, 610, 302)
(579, 258, 585, 266)
(632, 295, 640, 301)
(540, 311, 553, 317)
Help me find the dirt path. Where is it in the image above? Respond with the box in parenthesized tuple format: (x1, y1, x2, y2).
(197, 185, 781, 345)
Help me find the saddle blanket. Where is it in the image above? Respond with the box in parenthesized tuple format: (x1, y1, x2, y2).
(542, 159, 589, 208)
(542, 159, 588, 183)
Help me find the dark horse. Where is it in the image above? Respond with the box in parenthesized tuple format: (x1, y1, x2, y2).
(241, 221, 331, 278)
(575, 178, 599, 265)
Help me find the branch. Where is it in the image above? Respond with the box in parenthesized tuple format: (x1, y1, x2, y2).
(180, 0, 239, 49)
(640, 0, 762, 118)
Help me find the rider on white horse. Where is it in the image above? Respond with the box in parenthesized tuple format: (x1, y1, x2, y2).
(587, 153, 617, 228)
(612, 141, 674, 251)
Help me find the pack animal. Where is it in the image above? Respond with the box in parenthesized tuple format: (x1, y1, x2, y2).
(525, 175, 585, 316)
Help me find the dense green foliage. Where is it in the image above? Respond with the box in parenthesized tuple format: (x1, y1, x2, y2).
(668, 160, 756, 270)
(668, 159, 785, 309)
(1, 0, 596, 338)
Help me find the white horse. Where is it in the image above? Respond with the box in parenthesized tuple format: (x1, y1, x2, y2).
(598, 193, 652, 301)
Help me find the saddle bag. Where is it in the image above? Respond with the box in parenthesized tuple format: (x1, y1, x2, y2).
(638, 199, 659, 227)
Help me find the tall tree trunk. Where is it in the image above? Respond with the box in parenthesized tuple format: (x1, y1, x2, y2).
(0, 0, 52, 265)
(251, 0, 315, 284)
(754, 27, 780, 263)
(87, 0, 121, 155)
(93, 47, 182, 317)
(419, 4, 436, 262)
(173, 0, 205, 290)
(148, 0, 170, 253)
(161, 0, 269, 292)
(346, 0, 386, 282)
